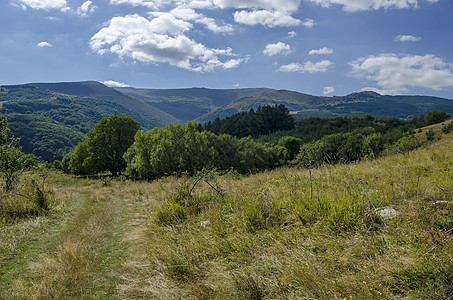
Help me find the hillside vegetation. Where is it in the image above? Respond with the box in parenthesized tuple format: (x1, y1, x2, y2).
(1, 81, 453, 161)
(1, 121, 452, 299)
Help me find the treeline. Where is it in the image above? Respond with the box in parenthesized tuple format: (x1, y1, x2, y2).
(202, 104, 294, 138)
(125, 123, 285, 179)
(57, 108, 451, 180)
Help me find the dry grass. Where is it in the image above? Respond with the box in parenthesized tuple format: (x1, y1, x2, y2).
(140, 131, 453, 299)
(2, 129, 453, 299)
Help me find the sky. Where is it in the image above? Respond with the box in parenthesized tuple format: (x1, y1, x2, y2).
(1, 0, 453, 98)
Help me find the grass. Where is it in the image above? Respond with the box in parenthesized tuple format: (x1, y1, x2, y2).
(0, 125, 452, 299)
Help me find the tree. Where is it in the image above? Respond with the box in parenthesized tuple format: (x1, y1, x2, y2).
(69, 115, 140, 176)
(0, 114, 25, 190)
(278, 136, 303, 161)
(422, 111, 450, 127)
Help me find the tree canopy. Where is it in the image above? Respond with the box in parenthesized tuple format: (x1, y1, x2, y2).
(68, 114, 140, 176)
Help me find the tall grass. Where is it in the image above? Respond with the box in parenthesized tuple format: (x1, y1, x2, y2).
(144, 130, 453, 299)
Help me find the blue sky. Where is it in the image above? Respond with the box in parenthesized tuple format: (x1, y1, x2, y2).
(1, 0, 453, 98)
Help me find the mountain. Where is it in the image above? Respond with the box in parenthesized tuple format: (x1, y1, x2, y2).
(33, 81, 178, 128)
(1, 80, 452, 160)
(115, 87, 273, 122)
(196, 90, 453, 123)
(0, 82, 175, 159)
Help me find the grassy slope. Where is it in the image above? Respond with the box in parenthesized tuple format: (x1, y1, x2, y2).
(1, 125, 452, 299)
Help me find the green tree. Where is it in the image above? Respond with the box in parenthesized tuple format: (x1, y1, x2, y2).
(69, 115, 140, 176)
(278, 136, 303, 161)
(125, 122, 211, 180)
(0, 115, 25, 190)
(422, 111, 450, 127)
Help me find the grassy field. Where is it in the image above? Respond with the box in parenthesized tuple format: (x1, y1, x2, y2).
(1, 125, 452, 299)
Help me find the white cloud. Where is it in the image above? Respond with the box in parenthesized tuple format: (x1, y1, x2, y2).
(77, 1, 96, 16)
(309, 47, 333, 55)
(169, 5, 233, 33)
(288, 31, 297, 38)
(233, 10, 301, 27)
(301, 18, 315, 28)
(17, 0, 68, 10)
(323, 86, 335, 94)
(109, 0, 161, 8)
(279, 60, 333, 73)
(212, 0, 301, 12)
(395, 34, 421, 42)
(263, 42, 291, 56)
(103, 80, 130, 87)
(36, 41, 53, 47)
(305, 0, 438, 12)
(350, 53, 453, 94)
(90, 14, 245, 72)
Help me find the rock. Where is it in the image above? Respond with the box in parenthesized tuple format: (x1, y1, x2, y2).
(375, 207, 397, 220)
(199, 220, 210, 228)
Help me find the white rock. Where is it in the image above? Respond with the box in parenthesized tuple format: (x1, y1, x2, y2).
(375, 207, 397, 219)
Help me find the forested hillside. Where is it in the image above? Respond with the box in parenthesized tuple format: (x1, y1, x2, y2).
(1, 81, 453, 161)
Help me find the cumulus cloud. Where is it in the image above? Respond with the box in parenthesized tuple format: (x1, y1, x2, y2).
(36, 41, 53, 47)
(17, 0, 68, 10)
(309, 47, 333, 55)
(301, 18, 315, 28)
(103, 80, 130, 87)
(263, 42, 291, 56)
(323, 86, 335, 94)
(77, 1, 96, 16)
(350, 53, 453, 94)
(90, 14, 245, 72)
(109, 0, 162, 8)
(279, 60, 333, 73)
(305, 0, 438, 12)
(198, 0, 303, 27)
(288, 31, 297, 38)
(395, 34, 421, 42)
(168, 5, 233, 33)
(233, 10, 301, 27)
(212, 0, 301, 12)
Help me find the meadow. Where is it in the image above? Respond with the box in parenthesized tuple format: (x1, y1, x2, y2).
(1, 125, 452, 299)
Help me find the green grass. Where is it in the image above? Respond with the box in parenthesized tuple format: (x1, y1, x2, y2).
(1, 125, 452, 299)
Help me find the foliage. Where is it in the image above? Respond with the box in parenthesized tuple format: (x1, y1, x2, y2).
(125, 122, 286, 180)
(0, 114, 26, 191)
(0, 176, 52, 223)
(277, 136, 303, 161)
(393, 135, 419, 153)
(69, 115, 140, 176)
(296, 127, 384, 167)
(0, 84, 169, 160)
(442, 121, 453, 134)
(426, 129, 435, 141)
(421, 111, 450, 127)
(203, 104, 294, 138)
(259, 115, 408, 146)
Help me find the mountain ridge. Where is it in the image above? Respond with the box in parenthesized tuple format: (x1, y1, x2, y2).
(1, 80, 453, 159)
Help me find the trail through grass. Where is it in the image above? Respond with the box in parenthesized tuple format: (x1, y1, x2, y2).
(1, 126, 453, 299)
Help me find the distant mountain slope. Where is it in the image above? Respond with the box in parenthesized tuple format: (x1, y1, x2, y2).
(1, 80, 452, 160)
(116, 87, 274, 122)
(196, 90, 453, 123)
(34, 81, 178, 128)
(0, 82, 174, 159)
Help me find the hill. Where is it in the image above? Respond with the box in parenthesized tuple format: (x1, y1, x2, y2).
(116, 86, 273, 122)
(196, 90, 453, 123)
(1, 81, 453, 160)
(0, 82, 175, 159)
